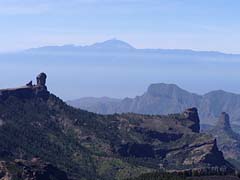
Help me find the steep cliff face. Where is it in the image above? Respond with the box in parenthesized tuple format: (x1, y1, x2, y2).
(0, 74, 234, 179)
(119, 84, 202, 115)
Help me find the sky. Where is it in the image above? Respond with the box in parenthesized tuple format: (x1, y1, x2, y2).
(1, 0, 240, 53)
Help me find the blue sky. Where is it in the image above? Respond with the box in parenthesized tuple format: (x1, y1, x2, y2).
(1, 0, 240, 53)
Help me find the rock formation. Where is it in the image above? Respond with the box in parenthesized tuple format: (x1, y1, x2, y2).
(36, 73, 47, 87)
(183, 107, 200, 133)
(112, 108, 235, 174)
(216, 112, 232, 131)
(213, 112, 239, 138)
(0, 73, 49, 101)
(207, 113, 240, 165)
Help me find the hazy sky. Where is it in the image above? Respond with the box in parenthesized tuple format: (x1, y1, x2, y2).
(1, 0, 240, 53)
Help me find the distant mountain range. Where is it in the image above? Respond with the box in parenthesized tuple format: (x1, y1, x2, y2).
(26, 39, 135, 53)
(68, 83, 240, 125)
(25, 39, 240, 57)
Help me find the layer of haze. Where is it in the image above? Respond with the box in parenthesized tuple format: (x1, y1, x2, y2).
(0, 0, 240, 100)
(0, 49, 240, 100)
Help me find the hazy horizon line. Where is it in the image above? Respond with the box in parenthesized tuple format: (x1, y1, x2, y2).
(2, 38, 240, 56)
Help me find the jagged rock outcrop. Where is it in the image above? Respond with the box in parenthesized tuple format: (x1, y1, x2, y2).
(0, 73, 49, 101)
(211, 112, 240, 139)
(207, 113, 240, 166)
(164, 137, 232, 171)
(216, 112, 232, 131)
(183, 107, 200, 133)
(0, 158, 68, 180)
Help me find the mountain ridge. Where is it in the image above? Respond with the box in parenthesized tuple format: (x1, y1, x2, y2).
(68, 83, 240, 125)
(24, 39, 240, 56)
(26, 39, 136, 53)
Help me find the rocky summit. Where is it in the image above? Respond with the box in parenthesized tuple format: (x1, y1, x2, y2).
(0, 72, 49, 101)
(0, 74, 235, 180)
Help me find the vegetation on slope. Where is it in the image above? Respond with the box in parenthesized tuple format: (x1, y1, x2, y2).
(0, 92, 234, 179)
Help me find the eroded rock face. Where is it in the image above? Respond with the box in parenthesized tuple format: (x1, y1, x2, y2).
(113, 108, 233, 174)
(183, 107, 200, 133)
(165, 137, 233, 171)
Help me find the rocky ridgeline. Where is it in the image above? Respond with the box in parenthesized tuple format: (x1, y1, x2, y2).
(0, 73, 49, 101)
(68, 83, 240, 125)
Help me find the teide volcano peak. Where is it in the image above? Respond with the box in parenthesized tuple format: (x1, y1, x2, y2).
(0, 74, 234, 179)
